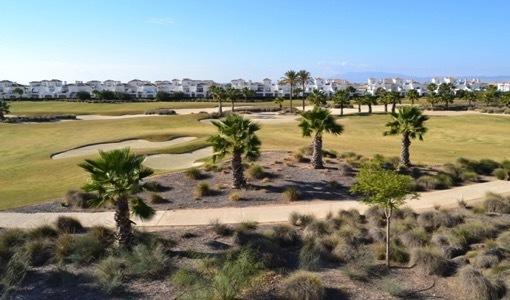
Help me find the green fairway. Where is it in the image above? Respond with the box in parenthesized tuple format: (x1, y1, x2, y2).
(1, 113, 509, 209)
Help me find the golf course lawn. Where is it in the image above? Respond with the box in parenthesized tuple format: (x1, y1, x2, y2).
(9, 100, 286, 116)
(1, 113, 509, 209)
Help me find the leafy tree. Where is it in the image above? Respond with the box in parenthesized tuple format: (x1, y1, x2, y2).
(0, 100, 10, 119)
(384, 106, 429, 168)
(297, 70, 312, 110)
(455, 89, 466, 100)
(481, 85, 500, 106)
(362, 94, 377, 114)
(241, 87, 255, 101)
(501, 92, 510, 107)
(351, 165, 415, 267)
(208, 114, 261, 188)
(80, 148, 155, 249)
(464, 91, 478, 109)
(307, 89, 327, 107)
(13, 87, 24, 99)
(93, 90, 116, 101)
(426, 83, 439, 110)
(209, 86, 226, 115)
(76, 91, 91, 101)
(299, 107, 343, 169)
(156, 91, 172, 101)
(281, 70, 299, 112)
(225, 87, 241, 112)
(406, 89, 419, 105)
(332, 89, 350, 116)
(273, 97, 284, 110)
(437, 83, 455, 109)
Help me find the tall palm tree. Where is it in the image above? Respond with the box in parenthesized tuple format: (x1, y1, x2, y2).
(307, 89, 327, 107)
(299, 107, 343, 169)
(225, 87, 241, 112)
(332, 89, 350, 116)
(0, 100, 10, 120)
(209, 114, 261, 188)
(297, 70, 311, 111)
(80, 148, 155, 249)
(406, 89, 419, 105)
(281, 70, 299, 112)
(384, 106, 429, 168)
(209, 86, 226, 115)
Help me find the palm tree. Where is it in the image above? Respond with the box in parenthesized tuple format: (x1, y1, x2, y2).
(389, 91, 402, 113)
(426, 83, 438, 110)
(297, 70, 311, 111)
(307, 89, 327, 107)
(208, 114, 261, 188)
(209, 86, 226, 115)
(274, 97, 284, 110)
(332, 89, 350, 116)
(384, 106, 429, 168)
(225, 87, 241, 112)
(299, 107, 343, 169)
(354, 96, 364, 113)
(0, 100, 10, 120)
(437, 83, 455, 109)
(406, 89, 419, 105)
(281, 70, 299, 112)
(241, 87, 255, 101)
(363, 94, 377, 114)
(80, 148, 155, 249)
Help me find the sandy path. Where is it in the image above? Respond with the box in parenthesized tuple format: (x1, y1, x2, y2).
(52, 137, 196, 159)
(142, 147, 214, 170)
(1, 180, 508, 229)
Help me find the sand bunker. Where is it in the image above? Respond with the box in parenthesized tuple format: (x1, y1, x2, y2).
(52, 137, 196, 159)
(201, 112, 298, 125)
(143, 147, 214, 170)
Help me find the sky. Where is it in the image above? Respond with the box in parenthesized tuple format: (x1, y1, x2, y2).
(1, 0, 509, 83)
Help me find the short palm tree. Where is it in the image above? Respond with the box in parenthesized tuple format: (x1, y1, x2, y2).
(307, 89, 327, 107)
(332, 89, 350, 116)
(384, 106, 429, 168)
(297, 70, 311, 110)
(281, 70, 299, 112)
(299, 107, 343, 169)
(0, 100, 10, 119)
(209, 114, 261, 188)
(406, 89, 419, 105)
(226, 87, 241, 112)
(209, 86, 226, 115)
(363, 94, 377, 114)
(80, 148, 155, 249)
(274, 97, 284, 110)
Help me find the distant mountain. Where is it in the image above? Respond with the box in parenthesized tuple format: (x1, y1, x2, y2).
(329, 71, 510, 84)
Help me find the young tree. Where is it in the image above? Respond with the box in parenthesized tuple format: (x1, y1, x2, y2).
(274, 97, 284, 110)
(297, 70, 312, 111)
(0, 100, 10, 120)
(281, 70, 299, 112)
(225, 87, 241, 112)
(464, 91, 478, 109)
(332, 89, 351, 116)
(209, 114, 261, 188)
(426, 83, 439, 110)
(80, 148, 155, 249)
(299, 107, 343, 169)
(481, 85, 500, 106)
(351, 165, 415, 267)
(437, 83, 455, 109)
(406, 89, 419, 105)
(384, 106, 429, 168)
(307, 89, 327, 107)
(209, 86, 226, 115)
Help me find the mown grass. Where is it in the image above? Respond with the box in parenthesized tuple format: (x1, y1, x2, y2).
(1, 112, 510, 209)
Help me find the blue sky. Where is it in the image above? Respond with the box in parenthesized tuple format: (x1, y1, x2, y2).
(1, 0, 509, 83)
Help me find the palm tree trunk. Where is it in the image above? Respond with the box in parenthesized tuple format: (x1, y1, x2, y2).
(219, 99, 223, 115)
(231, 100, 235, 112)
(400, 133, 411, 167)
(302, 84, 306, 111)
(358, 103, 361, 113)
(391, 101, 396, 113)
(384, 104, 388, 112)
(368, 103, 372, 114)
(340, 103, 344, 116)
(312, 135, 324, 169)
(231, 150, 245, 188)
(385, 207, 392, 268)
(289, 85, 293, 112)
(115, 195, 133, 249)
(411, 98, 415, 105)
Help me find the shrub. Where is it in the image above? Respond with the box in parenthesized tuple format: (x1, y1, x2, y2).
(194, 182, 212, 198)
(299, 240, 322, 271)
(283, 186, 300, 202)
(143, 180, 167, 192)
(416, 175, 438, 190)
(24, 239, 54, 267)
(332, 239, 358, 263)
(247, 164, 265, 180)
(474, 159, 501, 175)
(364, 206, 386, 226)
(460, 170, 478, 182)
(283, 271, 325, 300)
(492, 168, 509, 180)
(417, 210, 463, 232)
(69, 233, 108, 265)
(400, 227, 429, 248)
(471, 254, 500, 269)
(56, 216, 85, 233)
(0, 229, 27, 260)
(1, 252, 29, 289)
(269, 224, 301, 247)
(95, 256, 125, 294)
(123, 243, 169, 278)
(442, 163, 462, 183)
(289, 212, 316, 227)
(483, 192, 510, 214)
(496, 231, 510, 251)
(435, 173, 454, 189)
(501, 159, 510, 170)
(236, 221, 258, 232)
(448, 222, 497, 249)
(28, 225, 58, 239)
(341, 246, 376, 281)
(211, 220, 234, 236)
(150, 193, 168, 204)
(377, 278, 411, 298)
(64, 190, 95, 208)
(234, 231, 287, 269)
(185, 167, 203, 180)
(373, 241, 409, 264)
(54, 234, 74, 264)
(410, 247, 452, 276)
(303, 220, 331, 239)
(456, 266, 498, 300)
(88, 226, 115, 248)
(228, 192, 242, 202)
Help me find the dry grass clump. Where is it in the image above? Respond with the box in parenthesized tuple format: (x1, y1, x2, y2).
(150, 193, 168, 204)
(283, 271, 325, 300)
(372, 241, 409, 264)
(194, 182, 213, 198)
(417, 210, 464, 232)
(228, 191, 242, 202)
(64, 190, 95, 208)
(235, 221, 258, 232)
(447, 221, 498, 250)
(364, 206, 386, 227)
(299, 239, 325, 271)
(283, 186, 300, 202)
(492, 168, 509, 180)
(268, 224, 301, 247)
(210, 220, 234, 237)
(496, 231, 510, 251)
(24, 239, 55, 267)
(289, 212, 316, 227)
(55, 216, 85, 234)
(409, 246, 452, 276)
(247, 164, 266, 180)
(483, 192, 510, 214)
(399, 227, 429, 248)
(303, 220, 331, 239)
(456, 266, 499, 300)
(185, 167, 203, 180)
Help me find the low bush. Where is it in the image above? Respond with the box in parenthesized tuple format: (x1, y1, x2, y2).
(377, 278, 411, 298)
(68, 233, 108, 265)
(283, 271, 325, 300)
(88, 226, 115, 248)
(417, 210, 464, 232)
(299, 240, 323, 271)
(460, 170, 478, 182)
(283, 186, 300, 202)
(416, 175, 438, 190)
(247, 164, 265, 180)
(228, 192, 242, 202)
(0, 229, 27, 260)
(364, 206, 386, 226)
(303, 220, 331, 239)
(400, 227, 429, 248)
(28, 225, 58, 239)
(332, 239, 358, 263)
(123, 243, 169, 278)
(410, 246, 452, 276)
(236, 221, 258, 232)
(194, 182, 213, 198)
(435, 173, 455, 189)
(24, 239, 55, 267)
(269, 224, 301, 247)
(483, 192, 510, 214)
(64, 190, 95, 208)
(211, 220, 234, 236)
(341, 246, 376, 281)
(373, 241, 409, 264)
(143, 181, 167, 192)
(185, 167, 203, 180)
(150, 193, 168, 204)
(56, 216, 85, 234)
(1, 252, 29, 289)
(456, 266, 498, 300)
(471, 254, 500, 269)
(492, 168, 509, 180)
(474, 159, 501, 175)
(448, 222, 497, 249)
(496, 231, 510, 251)
(95, 256, 125, 294)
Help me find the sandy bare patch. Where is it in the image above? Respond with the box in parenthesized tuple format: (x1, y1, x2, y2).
(143, 146, 213, 170)
(201, 112, 298, 124)
(52, 137, 196, 159)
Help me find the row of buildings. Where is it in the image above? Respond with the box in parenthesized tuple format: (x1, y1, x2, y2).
(0, 77, 503, 100)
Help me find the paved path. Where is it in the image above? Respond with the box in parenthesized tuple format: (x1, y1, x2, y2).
(1, 181, 509, 230)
